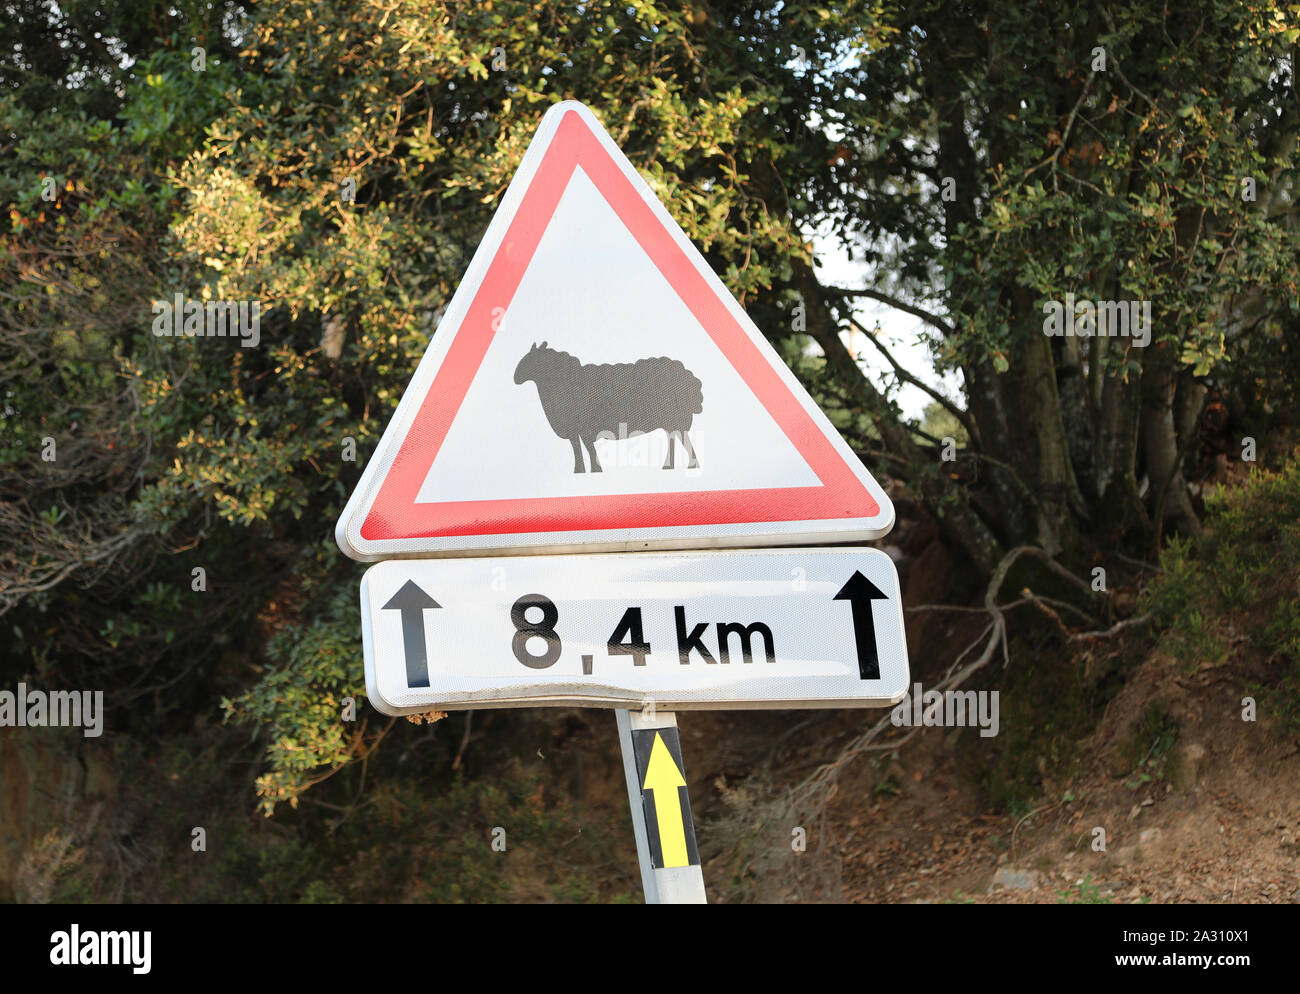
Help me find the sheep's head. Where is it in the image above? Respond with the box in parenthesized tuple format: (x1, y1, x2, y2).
(512, 341, 549, 384)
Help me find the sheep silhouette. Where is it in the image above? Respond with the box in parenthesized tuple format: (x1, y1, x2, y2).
(513, 341, 703, 473)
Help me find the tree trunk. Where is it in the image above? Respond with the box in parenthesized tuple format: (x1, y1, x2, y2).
(1141, 342, 1201, 538)
(1056, 332, 1097, 501)
(1094, 340, 1148, 543)
(1013, 327, 1088, 558)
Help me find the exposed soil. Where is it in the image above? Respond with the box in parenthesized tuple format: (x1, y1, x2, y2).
(821, 647, 1300, 904)
(672, 515, 1300, 904)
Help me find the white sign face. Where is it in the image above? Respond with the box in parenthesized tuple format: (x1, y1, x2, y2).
(360, 548, 910, 713)
(336, 100, 893, 561)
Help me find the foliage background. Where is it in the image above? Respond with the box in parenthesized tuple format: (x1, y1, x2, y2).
(1, 0, 1296, 902)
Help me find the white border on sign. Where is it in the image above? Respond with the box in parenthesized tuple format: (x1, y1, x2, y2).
(336, 101, 894, 561)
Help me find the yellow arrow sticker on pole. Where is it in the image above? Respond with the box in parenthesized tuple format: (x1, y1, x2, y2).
(642, 731, 690, 869)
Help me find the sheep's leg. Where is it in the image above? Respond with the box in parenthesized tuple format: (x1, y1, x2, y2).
(583, 435, 602, 472)
(680, 431, 700, 469)
(663, 431, 676, 470)
(569, 436, 585, 473)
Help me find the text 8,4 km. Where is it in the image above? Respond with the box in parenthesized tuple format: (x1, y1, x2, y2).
(360, 549, 911, 713)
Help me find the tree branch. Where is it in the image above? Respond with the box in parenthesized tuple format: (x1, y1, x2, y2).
(846, 314, 977, 441)
(824, 284, 958, 338)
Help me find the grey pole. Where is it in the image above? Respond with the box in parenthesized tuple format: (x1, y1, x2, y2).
(615, 708, 707, 904)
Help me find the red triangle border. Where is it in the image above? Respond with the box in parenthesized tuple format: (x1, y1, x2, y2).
(361, 109, 877, 541)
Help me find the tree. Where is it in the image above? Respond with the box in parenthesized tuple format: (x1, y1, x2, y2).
(3, 0, 1296, 814)
(804, 0, 1298, 561)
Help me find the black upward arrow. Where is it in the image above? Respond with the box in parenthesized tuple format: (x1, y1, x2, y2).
(833, 570, 889, 680)
(382, 580, 440, 688)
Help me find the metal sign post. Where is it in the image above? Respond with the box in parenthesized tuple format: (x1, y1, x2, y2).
(334, 99, 912, 904)
(616, 708, 706, 904)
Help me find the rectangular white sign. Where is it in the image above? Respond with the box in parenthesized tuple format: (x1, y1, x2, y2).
(360, 548, 910, 713)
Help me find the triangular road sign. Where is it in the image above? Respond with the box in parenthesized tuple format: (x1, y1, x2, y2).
(336, 101, 893, 561)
